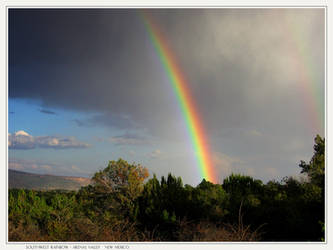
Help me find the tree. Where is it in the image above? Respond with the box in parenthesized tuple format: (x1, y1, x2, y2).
(298, 135, 325, 241)
(222, 174, 263, 206)
(92, 158, 149, 193)
(138, 174, 187, 228)
(222, 174, 263, 224)
(91, 158, 149, 220)
(190, 179, 228, 221)
(299, 135, 325, 187)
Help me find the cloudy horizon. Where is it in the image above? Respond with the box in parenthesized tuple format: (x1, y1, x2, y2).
(8, 8, 325, 185)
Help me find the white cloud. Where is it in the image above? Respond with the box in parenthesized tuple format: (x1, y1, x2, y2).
(8, 130, 90, 150)
(8, 131, 35, 149)
(15, 130, 30, 136)
(36, 136, 90, 149)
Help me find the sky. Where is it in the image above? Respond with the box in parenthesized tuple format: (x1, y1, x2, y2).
(8, 8, 325, 185)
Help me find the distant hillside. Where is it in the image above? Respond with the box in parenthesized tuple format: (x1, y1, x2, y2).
(8, 169, 91, 191)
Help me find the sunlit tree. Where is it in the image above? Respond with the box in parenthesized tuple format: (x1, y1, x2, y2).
(91, 158, 149, 220)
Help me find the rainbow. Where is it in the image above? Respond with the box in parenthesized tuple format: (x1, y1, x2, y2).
(141, 11, 217, 183)
(282, 14, 325, 135)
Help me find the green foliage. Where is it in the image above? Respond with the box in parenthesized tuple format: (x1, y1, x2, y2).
(8, 136, 325, 241)
(137, 173, 188, 239)
(189, 179, 228, 220)
(222, 174, 263, 223)
(223, 174, 263, 198)
(299, 134, 325, 188)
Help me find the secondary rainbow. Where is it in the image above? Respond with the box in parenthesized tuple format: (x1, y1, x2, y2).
(141, 11, 217, 183)
(284, 15, 325, 135)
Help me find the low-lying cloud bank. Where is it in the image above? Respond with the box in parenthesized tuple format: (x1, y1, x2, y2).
(8, 130, 90, 150)
(8, 158, 92, 177)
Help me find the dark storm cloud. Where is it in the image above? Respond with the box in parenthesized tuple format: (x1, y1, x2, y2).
(9, 9, 181, 137)
(9, 9, 325, 180)
(9, 9, 324, 137)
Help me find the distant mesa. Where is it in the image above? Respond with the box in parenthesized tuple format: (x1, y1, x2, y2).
(8, 169, 91, 191)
